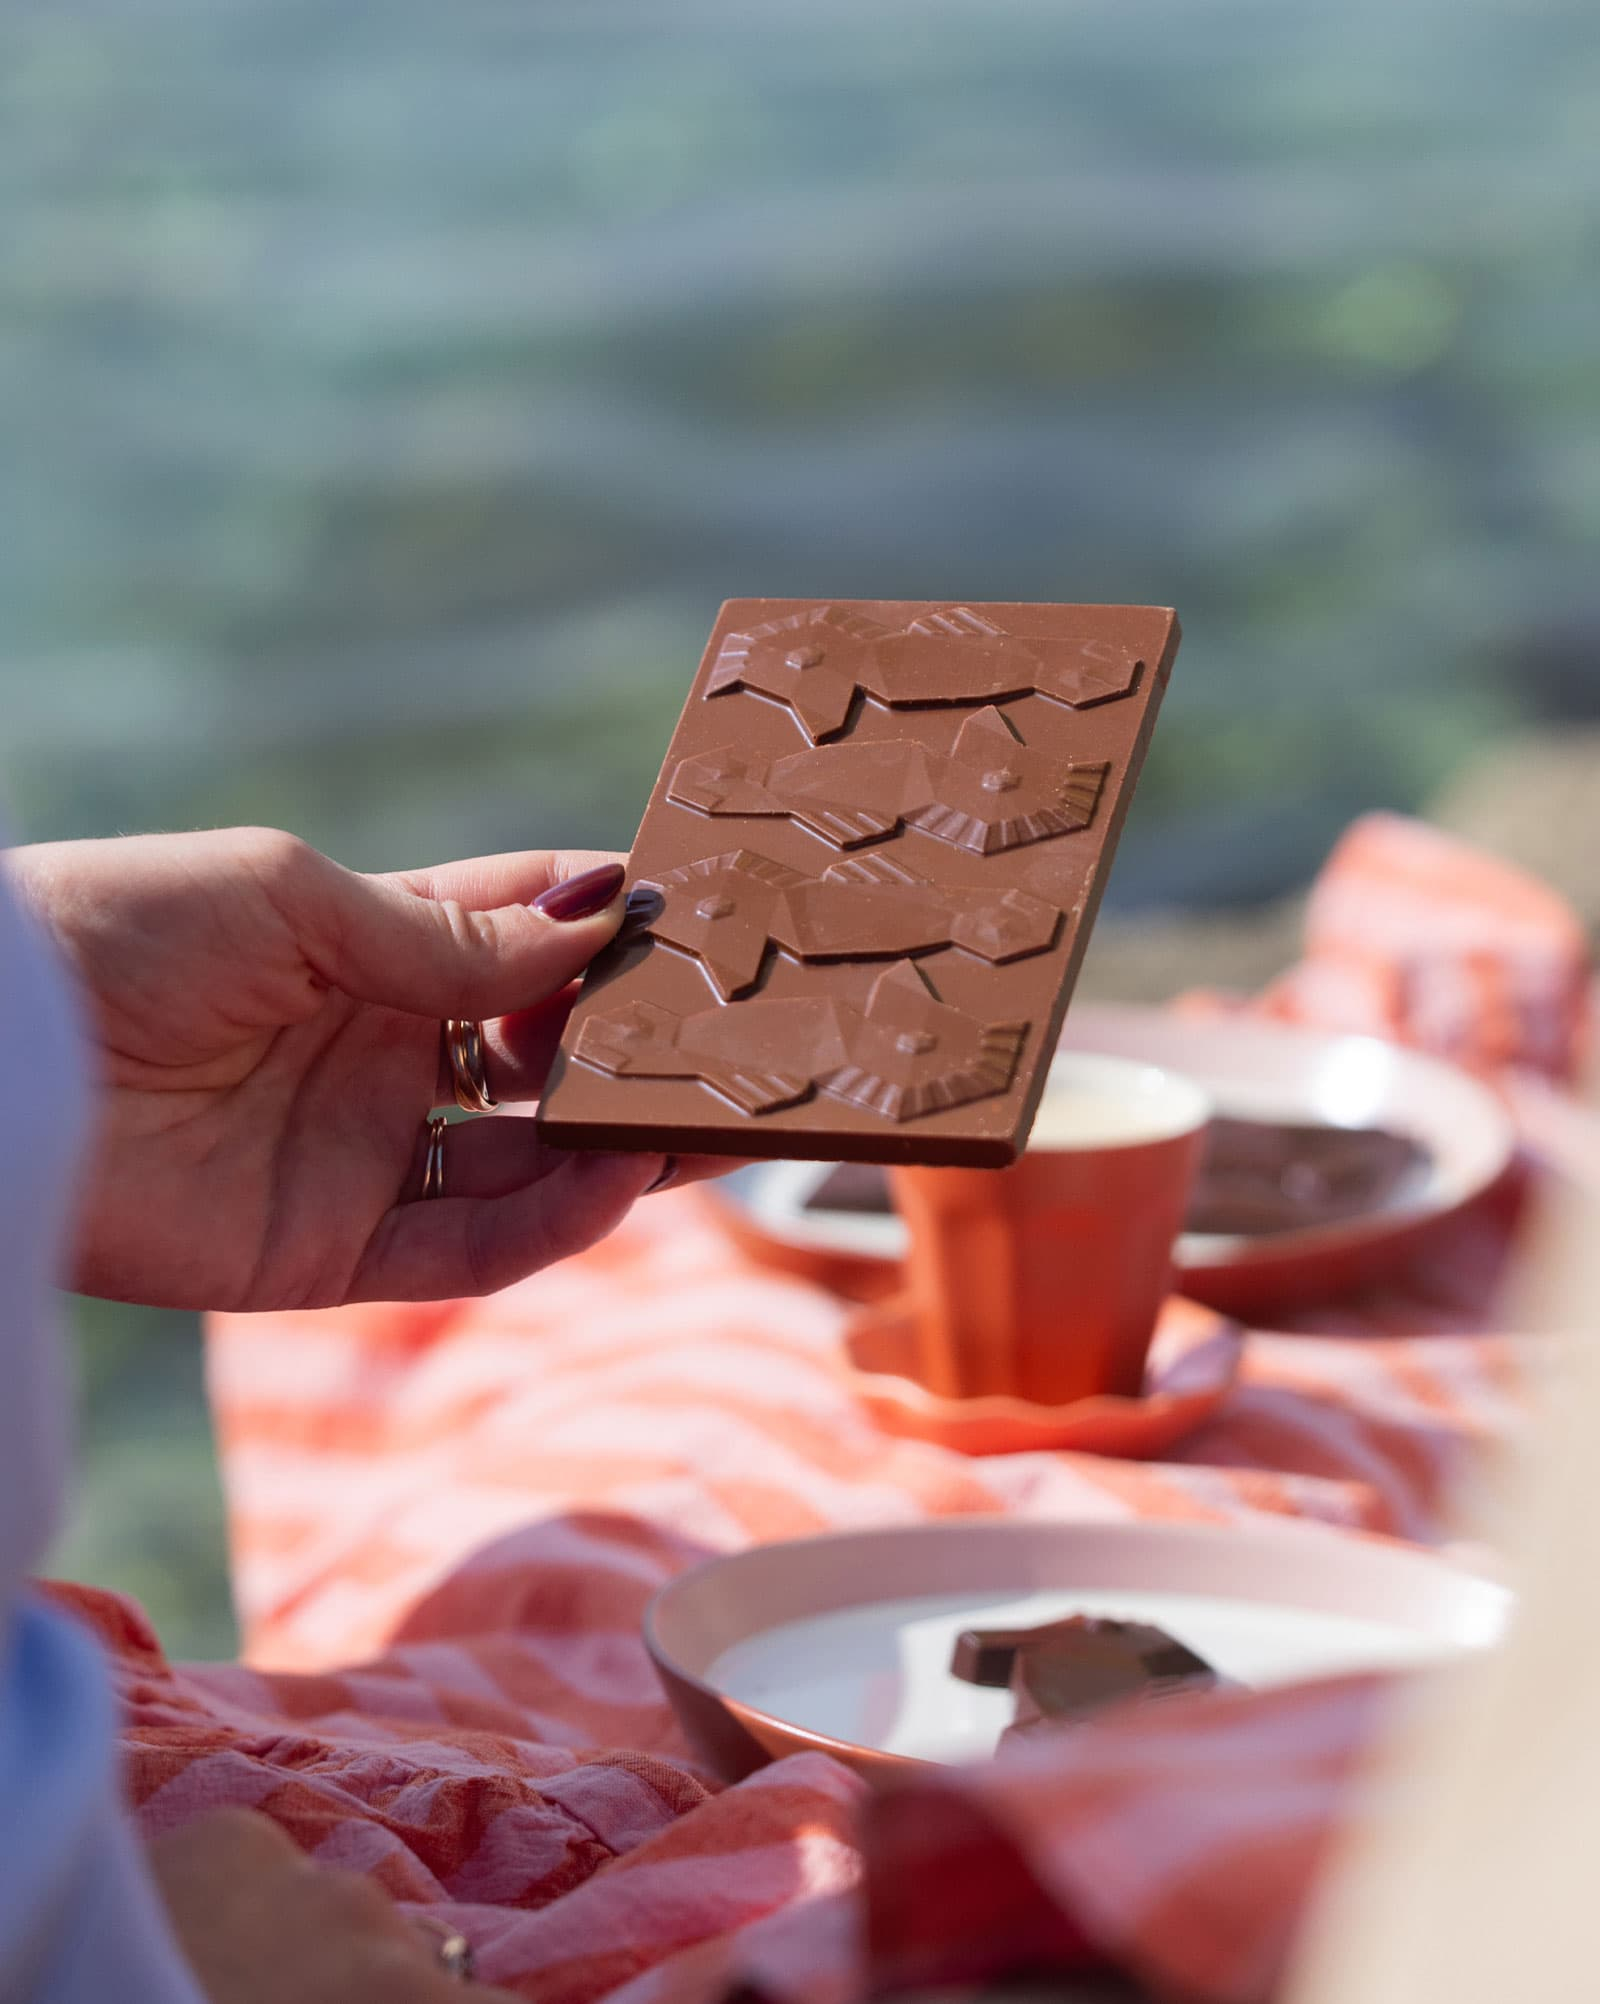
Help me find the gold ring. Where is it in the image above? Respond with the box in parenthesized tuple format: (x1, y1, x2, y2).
(443, 1018, 498, 1113)
(412, 1913, 474, 1982)
(421, 1115, 448, 1200)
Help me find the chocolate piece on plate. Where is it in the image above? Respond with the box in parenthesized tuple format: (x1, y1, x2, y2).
(951, 1621, 1053, 1689)
(1007, 1617, 1218, 1735)
(1187, 1116, 1431, 1237)
(539, 599, 1180, 1166)
(952, 1615, 1219, 1744)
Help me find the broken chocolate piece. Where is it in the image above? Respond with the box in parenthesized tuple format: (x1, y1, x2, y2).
(1188, 1117, 1430, 1237)
(952, 1615, 1219, 1737)
(539, 599, 1179, 1166)
(951, 1621, 1054, 1689)
(1009, 1618, 1218, 1732)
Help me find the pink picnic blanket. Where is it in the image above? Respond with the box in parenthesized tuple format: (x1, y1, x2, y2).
(51, 813, 1587, 2002)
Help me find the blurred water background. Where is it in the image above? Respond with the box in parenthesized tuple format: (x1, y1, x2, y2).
(3, 0, 1596, 1656)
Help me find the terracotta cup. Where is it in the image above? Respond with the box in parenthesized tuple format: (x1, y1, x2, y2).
(887, 1053, 1210, 1407)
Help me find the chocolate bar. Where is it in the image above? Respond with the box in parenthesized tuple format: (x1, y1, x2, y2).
(538, 599, 1180, 1165)
(1187, 1117, 1430, 1237)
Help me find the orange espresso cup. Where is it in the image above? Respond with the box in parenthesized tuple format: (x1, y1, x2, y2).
(887, 1054, 1210, 1408)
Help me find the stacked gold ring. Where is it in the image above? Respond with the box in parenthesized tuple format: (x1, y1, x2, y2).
(412, 1913, 475, 1981)
(443, 1017, 498, 1113)
(420, 1115, 449, 1200)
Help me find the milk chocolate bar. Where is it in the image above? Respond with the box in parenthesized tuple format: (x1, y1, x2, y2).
(538, 599, 1180, 1166)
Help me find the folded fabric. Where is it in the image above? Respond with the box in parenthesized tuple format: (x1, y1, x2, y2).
(1187, 812, 1588, 1080)
(59, 815, 1585, 2004)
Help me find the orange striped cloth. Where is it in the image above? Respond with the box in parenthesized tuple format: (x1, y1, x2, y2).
(1190, 811, 1589, 1079)
(53, 814, 1585, 2004)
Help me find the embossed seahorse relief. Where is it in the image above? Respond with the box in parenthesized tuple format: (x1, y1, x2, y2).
(574, 959, 1029, 1124)
(706, 603, 1142, 743)
(640, 846, 1062, 1000)
(668, 706, 1108, 856)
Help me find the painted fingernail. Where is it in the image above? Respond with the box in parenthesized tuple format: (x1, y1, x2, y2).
(646, 1156, 679, 1194)
(622, 883, 665, 936)
(532, 862, 627, 923)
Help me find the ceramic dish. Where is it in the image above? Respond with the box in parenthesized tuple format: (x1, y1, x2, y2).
(843, 1293, 1240, 1457)
(710, 1004, 1517, 1316)
(646, 1516, 1510, 1784)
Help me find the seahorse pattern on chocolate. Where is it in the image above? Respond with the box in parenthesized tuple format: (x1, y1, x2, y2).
(539, 599, 1179, 1165)
(668, 706, 1108, 856)
(576, 957, 1028, 1123)
(706, 603, 1143, 744)
(640, 847, 1062, 1001)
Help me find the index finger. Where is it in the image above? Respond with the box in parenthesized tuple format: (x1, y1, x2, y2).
(389, 848, 627, 911)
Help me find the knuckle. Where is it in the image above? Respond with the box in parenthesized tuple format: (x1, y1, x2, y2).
(231, 825, 314, 882)
(437, 897, 499, 958)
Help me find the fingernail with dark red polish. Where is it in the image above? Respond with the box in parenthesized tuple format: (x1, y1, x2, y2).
(646, 1156, 679, 1194)
(533, 862, 627, 923)
(622, 883, 665, 936)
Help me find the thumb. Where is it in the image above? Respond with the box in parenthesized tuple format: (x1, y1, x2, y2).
(301, 853, 629, 1019)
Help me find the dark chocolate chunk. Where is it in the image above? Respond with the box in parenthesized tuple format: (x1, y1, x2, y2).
(951, 1622, 1051, 1689)
(1187, 1116, 1430, 1237)
(953, 1614, 1216, 1702)
(804, 1162, 893, 1216)
(538, 599, 1180, 1167)
(952, 1615, 1219, 1746)
(1009, 1617, 1217, 1730)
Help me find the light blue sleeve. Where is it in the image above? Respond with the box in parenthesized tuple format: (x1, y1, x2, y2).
(0, 1600, 208, 2003)
(0, 842, 209, 2002)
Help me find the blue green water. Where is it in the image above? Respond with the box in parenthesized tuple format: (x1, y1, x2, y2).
(5, 0, 1597, 903)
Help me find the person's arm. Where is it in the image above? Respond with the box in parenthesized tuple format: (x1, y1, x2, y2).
(8, 825, 707, 1312)
(0, 827, 692, 2001)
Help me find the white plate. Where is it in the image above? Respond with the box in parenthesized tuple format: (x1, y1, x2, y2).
(648, 1517, 1510, 1775)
